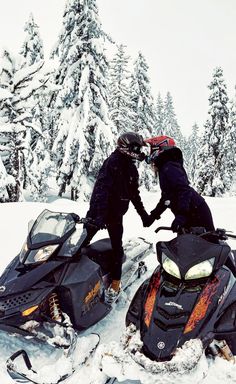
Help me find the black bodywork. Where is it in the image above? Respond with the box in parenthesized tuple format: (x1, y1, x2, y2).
(126, 229, 236, 361)
(0, 209, 113, 337)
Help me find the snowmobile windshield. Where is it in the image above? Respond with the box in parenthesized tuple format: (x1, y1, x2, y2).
(29, 210, 76, 246)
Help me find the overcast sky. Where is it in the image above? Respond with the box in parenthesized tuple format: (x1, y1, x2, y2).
(0, 0, 236, 136)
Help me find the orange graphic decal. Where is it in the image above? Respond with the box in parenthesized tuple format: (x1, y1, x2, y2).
(84, 281, 101, 304)
(144, 271, 161, 327)
(184, 276, 220, 334)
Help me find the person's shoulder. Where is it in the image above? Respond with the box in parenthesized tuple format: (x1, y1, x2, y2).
(104, 150, 123, 171)
(162, 160, 181, 171)
(161, 161, 187, 181)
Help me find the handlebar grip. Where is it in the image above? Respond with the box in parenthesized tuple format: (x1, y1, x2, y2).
(70, 213, 81, 223)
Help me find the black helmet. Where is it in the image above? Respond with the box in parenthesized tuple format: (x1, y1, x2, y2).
(117, 132, 147, 161)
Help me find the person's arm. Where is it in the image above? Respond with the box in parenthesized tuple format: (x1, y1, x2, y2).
(150, 194, 168, 219)
(130, 170, 146, 215)
(129, 167, 151, 226)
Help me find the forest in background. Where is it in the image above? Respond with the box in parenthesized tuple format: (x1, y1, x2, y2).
(0, 0, 235, 203)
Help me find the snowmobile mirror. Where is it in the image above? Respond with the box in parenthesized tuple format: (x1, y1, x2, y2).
(155, 226, 172, 234)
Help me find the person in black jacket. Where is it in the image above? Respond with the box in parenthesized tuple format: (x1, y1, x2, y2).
(83, 132, 151, 303)
(145, 135, 215, 232)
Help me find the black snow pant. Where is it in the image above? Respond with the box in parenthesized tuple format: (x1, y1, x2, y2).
(81, 219, 124, 281)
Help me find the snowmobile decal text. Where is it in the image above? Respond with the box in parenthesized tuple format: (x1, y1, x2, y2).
(144, 271, 161, 327)
(184, 276, 220, 334)
(84, 281, 101, 304)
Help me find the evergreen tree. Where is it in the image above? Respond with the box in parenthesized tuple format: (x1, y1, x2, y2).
(154, 93, 164, 135)
(185, 123, 200, 183)
(0, 49, 51, 201)
(20, 13, 44, 66)
(163, 92, 184, 148)
(52, 0, 115, 200)
(129, 52, 156, 189)
(130, 52, 155, 137)
(108, 44, 133, 134)
(19, 14, 54, 201)
(195, 67, 230, 196)
(0, 146, 15, 202)
(226, 90, 236, 193)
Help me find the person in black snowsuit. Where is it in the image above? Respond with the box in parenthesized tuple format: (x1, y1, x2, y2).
(145, 135, 215, 232)
(83, 132, 151, 302)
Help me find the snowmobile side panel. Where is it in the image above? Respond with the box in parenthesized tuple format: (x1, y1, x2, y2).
(0, 260, 67, 295)
(59, 256, 110, 330)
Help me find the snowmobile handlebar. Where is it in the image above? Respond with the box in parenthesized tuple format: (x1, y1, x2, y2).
(154, 226, 236, 240)
(155, 226, 172, 233)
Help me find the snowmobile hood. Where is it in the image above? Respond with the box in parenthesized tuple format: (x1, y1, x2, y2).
(156, 234, 230, 278)
(141, 267, 232, 361)
(0, 258, 66, 297)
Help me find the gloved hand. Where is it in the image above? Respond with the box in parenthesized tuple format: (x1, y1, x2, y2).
(150, 208, 161, 221)
(85, 217, 106, 230)
(171, 215, 187, 233)
(140, 211, 156, 227)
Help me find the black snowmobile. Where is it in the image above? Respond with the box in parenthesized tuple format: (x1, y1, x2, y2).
(1, 209, 151, 383)
(120, 226, 236, 377)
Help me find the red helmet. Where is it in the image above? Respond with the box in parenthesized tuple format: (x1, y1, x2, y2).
(145, 135, 176, 163)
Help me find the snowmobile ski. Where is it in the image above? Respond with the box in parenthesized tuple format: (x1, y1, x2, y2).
(6, 333, 100, 384)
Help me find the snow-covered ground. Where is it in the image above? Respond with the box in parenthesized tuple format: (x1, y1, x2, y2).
(0, 190, 236, 383)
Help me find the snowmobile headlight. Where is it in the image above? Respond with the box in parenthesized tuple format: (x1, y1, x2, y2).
(185, 258, 215, 280)
(25, 244, 59, 264)
(162, 254, 181, 279)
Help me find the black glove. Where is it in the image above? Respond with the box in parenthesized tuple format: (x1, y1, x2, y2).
(171, 215, 186, 233)
(85, 217, 106, 230)
(150, 208, 161, 221)
(140, 211, 155, 227)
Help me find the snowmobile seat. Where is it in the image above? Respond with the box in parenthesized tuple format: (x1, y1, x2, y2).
(81, 238, 113, 273)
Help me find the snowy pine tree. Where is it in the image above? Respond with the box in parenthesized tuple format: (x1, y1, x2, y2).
(225, 91, 236, 193)
(108, 44, 133, 134)
(0, 145, 15, 202)
(20, 13, 44, 66)
(129, 52, 156, 189)
(195, 67, 230, 196)
(130, 52, 155, 137)
(185, 123, 200, 183)
(19, 14, 54, 201)
(154, 93, 164, 135)
(51, 0, 115, 200)
(163, 92, 184, 147)
(0, 49, 51, 201)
